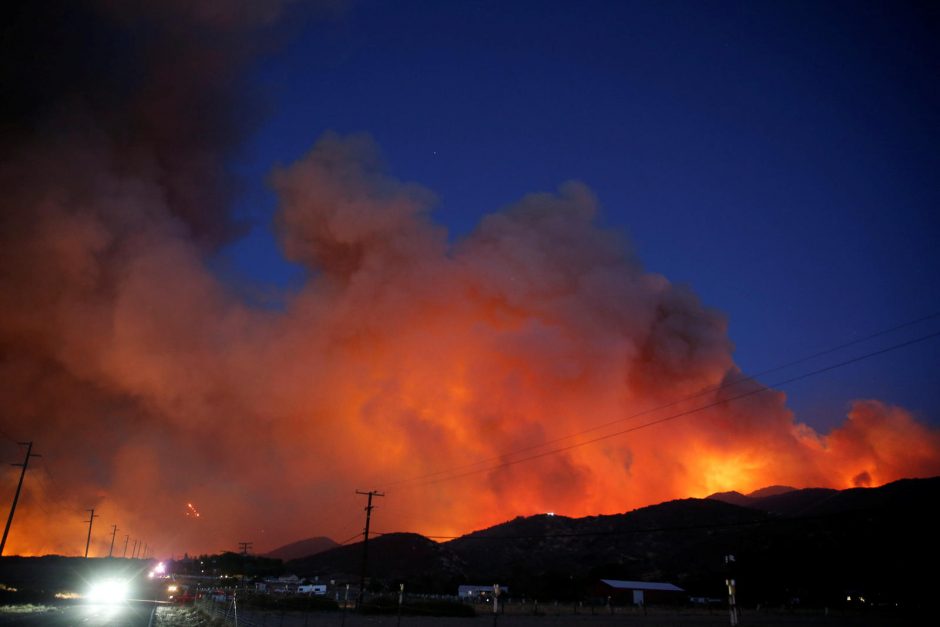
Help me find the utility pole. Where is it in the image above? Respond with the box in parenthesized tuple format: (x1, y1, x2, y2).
(493, 584, 501, 627)
(143, 543, 148, 559)
(1, 441, 41, 556)
(84, 509, 99, 558)
(725, 554, 738, 626)
(108, 525, 118, 558)
(238, 541, 253, 556)
(355, 489, 383, 608)
(123, 534, 129, 558)
(131, 538, 138, 559)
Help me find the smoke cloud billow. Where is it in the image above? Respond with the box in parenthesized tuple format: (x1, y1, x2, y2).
(2, 2, 939, 556)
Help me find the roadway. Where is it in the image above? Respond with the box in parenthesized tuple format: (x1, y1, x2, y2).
(0, 600, 161, 626)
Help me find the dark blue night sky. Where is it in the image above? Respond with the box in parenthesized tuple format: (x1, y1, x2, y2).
(217, 0, 939, 432)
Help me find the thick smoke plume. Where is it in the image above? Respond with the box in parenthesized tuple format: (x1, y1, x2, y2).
(2, 1, 939, 557)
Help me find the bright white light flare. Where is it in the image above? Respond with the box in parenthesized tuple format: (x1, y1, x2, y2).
(85, 579, 130, 603)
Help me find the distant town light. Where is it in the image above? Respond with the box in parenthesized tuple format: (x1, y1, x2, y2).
(546, 512, 555, 516)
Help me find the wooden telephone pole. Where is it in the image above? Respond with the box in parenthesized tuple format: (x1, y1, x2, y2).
(1, 442, 40, 556)
(355, 490, 384, 608)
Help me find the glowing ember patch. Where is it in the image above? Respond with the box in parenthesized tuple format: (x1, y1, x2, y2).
(185, 503, 201, 518)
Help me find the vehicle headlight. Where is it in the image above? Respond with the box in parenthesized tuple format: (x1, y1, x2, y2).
(86, 579, 130, 603)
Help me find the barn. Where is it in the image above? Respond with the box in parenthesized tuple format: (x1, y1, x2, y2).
(592, 579, 685, 606)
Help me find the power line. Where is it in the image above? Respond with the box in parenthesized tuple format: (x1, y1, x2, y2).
(370, 499, 927, 542)
(337, 531, 365, 546)
(33, 464, 76, 519)
(30, 472, 54, 507)
(390, 329, 940, 490)
(0, 426, 19, 444)
(385, 312, 940, 489)
(38, 464, 67, 496)
(383, 311, 940, 489)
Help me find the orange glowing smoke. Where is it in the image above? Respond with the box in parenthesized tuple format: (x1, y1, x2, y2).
(5, 132, 938, 557)
(1, 4, 939, 557)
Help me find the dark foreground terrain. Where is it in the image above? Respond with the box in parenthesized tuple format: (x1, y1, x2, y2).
(0, 598, 928, 627)
(194, 599, 927, 627)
